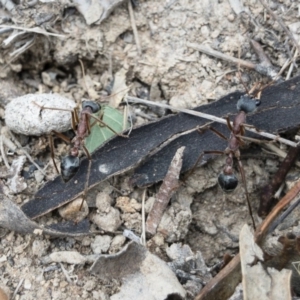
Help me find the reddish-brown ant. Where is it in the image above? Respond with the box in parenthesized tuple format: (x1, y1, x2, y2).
(216, 94, 261, 229)
(35, 99, 128, 210)
(191, 87, 262, 230)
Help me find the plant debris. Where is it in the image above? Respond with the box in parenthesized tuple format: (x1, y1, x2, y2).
(146, 146, 184, 235)
(90, 241, 186, 300)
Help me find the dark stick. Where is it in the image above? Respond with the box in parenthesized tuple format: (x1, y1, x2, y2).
(259, 146, 300, 217)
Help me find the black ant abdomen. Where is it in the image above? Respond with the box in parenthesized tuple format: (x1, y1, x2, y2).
(218, 172, 238, 192)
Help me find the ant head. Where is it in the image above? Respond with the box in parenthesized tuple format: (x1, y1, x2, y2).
(237, 94, 261, 113)
(61, 156, 80, 182)
(218, 172, 238, 192)
(82, 101, 101, 113)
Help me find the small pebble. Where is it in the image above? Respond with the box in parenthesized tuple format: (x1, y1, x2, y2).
(109, 235, 126, 253)
(115, 197, 142, 213)
(32, 240, 48, 257)
(227, 13, 235, 21)
(84, 279, 96, 292)
(81, 237, 92, 246)
(34, 170, 45, 184)
(41, 251, 85, 264)
(59, 281, 68, 288)
(95, 192, 113, 212)
(90, 207, 121, 232)
(91, 235, 112, 254)
(24, 279, 32, 290)
(58, 198, 89, 223)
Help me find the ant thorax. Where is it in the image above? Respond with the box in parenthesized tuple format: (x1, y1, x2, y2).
(236, 94, 261, 113)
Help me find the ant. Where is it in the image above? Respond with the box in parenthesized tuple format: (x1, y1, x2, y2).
(35, 100, 128, 209)
(191, 83, 262, 230)
(216, 93, 261, 229)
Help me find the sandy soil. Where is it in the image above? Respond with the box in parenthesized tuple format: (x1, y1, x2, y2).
(0, 0, 300, 299)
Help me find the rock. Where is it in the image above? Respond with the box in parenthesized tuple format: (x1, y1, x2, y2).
(32, 240, 49, 257)
(24, 279, 32, 290)
(158, 203, 192, 242)
(115, 197, 142, 213)
(42, 251, 86, 264)
(109, 235, 126, 253)
(91, 236, 112, 254)
(5, 93, 76, 136)
(90, 207, 122, 232)
(95, 192, 113, 213)
(58, 198, 89, 223)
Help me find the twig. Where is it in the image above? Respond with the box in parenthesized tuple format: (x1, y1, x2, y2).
(146, 147, 184, 235)
(0, 135, 10, 169)
(195, 178, 300, 299)
(0, 25, 66, 37)
(186, 42, 256, 69)
(59, 263, 78, 284)
(79, 59, 90, 98)
(269, 195, 300, 233)
(250, 39, 272, 67)
(255, 178, 300, 243)
(3, 127, 48, 178)
(259, 0, 300, 56)
(126, 96, 298, 148)
(259, 146, 300, 217)
(128, 0, 141, 56)
(286, 49, 298, 80)
(141, 189, 146, 246)
(12, 278, 24, 300)
(187, 41, 282, 79)
(250, 39, 280, 80)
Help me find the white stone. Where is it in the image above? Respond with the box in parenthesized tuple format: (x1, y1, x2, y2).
(5, 93, 76, 136)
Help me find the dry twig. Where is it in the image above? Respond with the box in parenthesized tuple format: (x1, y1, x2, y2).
(146, 147, 185, 235)
(126, 96, 298, 148)
(259, 0, 300, 56)
(128, 0, 141, 56)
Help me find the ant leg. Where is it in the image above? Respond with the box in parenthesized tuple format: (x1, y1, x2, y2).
(49, 134, 59, 174)
(226, 117, 234, 132)
(32, 101, 74, 113)
(88, 113, 129, 138)
(51, 130, 72, 143)
(71, 109, 79, 132)
(208, 126, 228, 141)
(183, 150, 224, 181)
(79, 144, 92, 211)
(49, 131, 72, 175)
(236, 155, 256, 230)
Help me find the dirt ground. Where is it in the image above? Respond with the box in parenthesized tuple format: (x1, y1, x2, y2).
(1, 0, 300, 299)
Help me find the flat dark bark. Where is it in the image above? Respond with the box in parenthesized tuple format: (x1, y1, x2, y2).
(21, 76, 300, 220)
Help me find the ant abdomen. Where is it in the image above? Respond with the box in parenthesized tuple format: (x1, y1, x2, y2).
(218, 172, 238, 192)
(61, 156, 80, 182)
(237, 95, 261, 114)
(82, 101, 101, 113)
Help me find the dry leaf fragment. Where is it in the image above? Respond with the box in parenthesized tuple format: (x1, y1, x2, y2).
(74, 0, 125, 25)
(240, 224, 292, 300)
(6, 155, 27, 193)
(109, 68, 129, 108)
(146, 146, 185, 235)
(91, 241, 186, 300)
